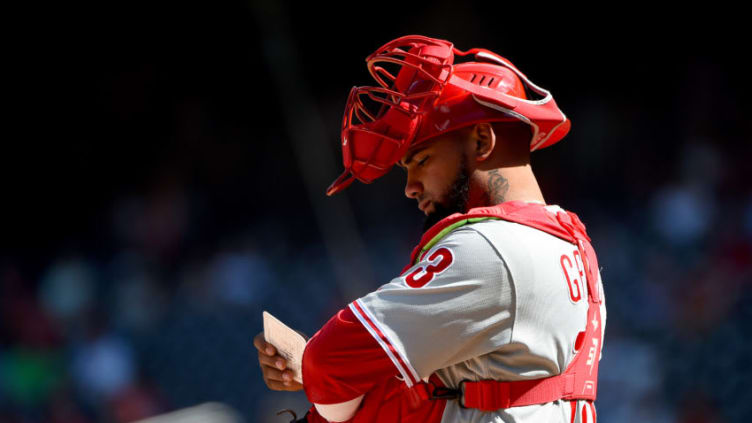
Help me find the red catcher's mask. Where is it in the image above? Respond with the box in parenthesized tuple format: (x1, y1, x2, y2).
(326, 35, 571, 196)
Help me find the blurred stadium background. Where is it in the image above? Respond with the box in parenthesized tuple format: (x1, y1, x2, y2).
(3, 2, 750, 422)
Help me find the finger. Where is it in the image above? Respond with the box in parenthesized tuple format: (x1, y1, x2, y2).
(261, 366, 299, 385)
(264, 379, 304, 392)
(261, 367, 302, 390)
(261, 366, 303, 391)
(253, 333, 276, 356)
(258, 352, 287, 370)
(261, 365, 297, 383)
(261, 365, 286, 382)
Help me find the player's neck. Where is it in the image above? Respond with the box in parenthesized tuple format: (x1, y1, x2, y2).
(468, 165, 545, 208)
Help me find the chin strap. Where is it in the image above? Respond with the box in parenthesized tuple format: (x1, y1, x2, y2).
(326, 171, 356, 196)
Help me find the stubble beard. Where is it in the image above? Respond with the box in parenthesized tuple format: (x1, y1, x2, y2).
(422, 154, 471, 232)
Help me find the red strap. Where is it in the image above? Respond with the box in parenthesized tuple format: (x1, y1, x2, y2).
(462, 373, 583, 411)
(457, 210, 602, 411)
(557, 211, 601, 304)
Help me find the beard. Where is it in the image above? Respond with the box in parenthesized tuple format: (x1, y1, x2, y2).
(422, 154, 471, 232)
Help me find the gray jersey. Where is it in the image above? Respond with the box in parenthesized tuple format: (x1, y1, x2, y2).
(350, 206, 606, 422)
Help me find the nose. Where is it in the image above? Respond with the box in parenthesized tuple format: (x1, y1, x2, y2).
(404, 174, 423, 199)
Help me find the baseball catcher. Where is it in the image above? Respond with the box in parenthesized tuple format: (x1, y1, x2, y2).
(254, 35, 606, 423)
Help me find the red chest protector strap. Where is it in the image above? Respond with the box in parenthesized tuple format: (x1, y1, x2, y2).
(408, 201, 604, 411)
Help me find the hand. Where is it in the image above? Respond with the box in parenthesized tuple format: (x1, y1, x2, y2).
(254, 332, 304, 392)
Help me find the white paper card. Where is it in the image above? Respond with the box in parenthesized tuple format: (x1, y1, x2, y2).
(262, 311, 307, 383)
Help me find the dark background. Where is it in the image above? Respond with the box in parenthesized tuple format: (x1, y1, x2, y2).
(3, 3, 750, 422)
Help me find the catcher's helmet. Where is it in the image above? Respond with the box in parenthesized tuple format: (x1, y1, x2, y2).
(326, 35, 571, 196)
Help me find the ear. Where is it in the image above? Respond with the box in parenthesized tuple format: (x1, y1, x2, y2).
(471, 123, 496, 162)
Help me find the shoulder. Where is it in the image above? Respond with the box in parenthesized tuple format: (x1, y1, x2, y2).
(435, 219, 533, 258)
(399, 223, 511, 290)
(418, 218, 543, 267)
(458, 215, 575, 253)
(447, 217, 577, 282)
(418, 222, 504, 267)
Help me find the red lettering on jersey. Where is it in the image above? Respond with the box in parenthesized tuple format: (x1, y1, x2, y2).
(573, 250, 586, 288)
(405, 247, 454, 288)
(560, 252, 583, 303)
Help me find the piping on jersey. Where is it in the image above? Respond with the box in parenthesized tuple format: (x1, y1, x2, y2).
(415, 217, 495, 264)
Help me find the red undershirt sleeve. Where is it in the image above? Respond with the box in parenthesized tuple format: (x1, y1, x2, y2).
(302, 307, 398, 405)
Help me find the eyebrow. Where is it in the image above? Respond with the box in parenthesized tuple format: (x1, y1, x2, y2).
(399, 146, 429, 168)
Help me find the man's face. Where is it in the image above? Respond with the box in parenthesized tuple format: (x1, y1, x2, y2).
(397, 133, 471, 231)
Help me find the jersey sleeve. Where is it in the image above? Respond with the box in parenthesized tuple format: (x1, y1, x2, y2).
(301, 308, 449, 422)
(302, 307, 399, 405)
(348, 226, 514, 387)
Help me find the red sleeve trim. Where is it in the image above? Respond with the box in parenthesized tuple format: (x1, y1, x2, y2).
(349, 299, 420, 386)
(302, 307, 398, 404)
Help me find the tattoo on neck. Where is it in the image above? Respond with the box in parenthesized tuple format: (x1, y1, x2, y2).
(487, 170, 510, 204)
